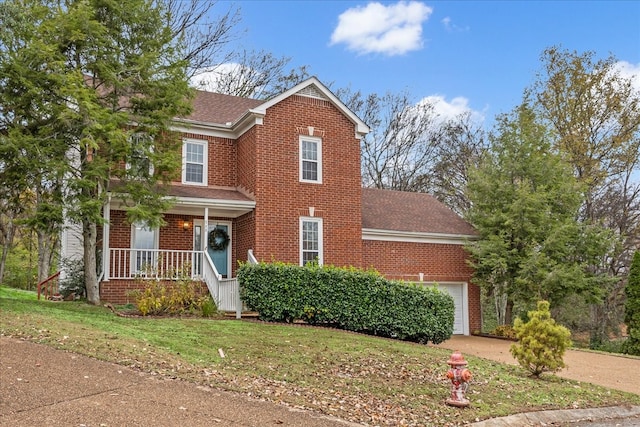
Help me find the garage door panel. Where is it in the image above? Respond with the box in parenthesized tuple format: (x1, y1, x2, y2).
(437, 284, 464, 335)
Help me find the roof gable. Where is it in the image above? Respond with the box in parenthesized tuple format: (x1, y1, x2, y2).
(362, 188, 477, 237)
(177, 77, 369, 138)
(257, 77, 369, 137)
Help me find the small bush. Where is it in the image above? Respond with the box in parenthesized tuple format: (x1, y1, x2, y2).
(58, 258, 85, 298)
(128, 279, 216, 316)
(510, 300, 572, 377)
(490, 324, 517, 339)
(200, 297, 218, 318)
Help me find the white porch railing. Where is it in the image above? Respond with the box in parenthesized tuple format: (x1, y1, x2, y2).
(107, 248, 241, 318)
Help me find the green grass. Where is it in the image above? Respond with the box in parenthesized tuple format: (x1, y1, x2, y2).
(1, 285, 638, 426)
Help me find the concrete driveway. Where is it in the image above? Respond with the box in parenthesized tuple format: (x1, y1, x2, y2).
(431, 335, 640, 395)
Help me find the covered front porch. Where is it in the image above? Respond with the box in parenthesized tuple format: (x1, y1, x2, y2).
(102, 248, 258, 317)
(100, 186, 257, 315)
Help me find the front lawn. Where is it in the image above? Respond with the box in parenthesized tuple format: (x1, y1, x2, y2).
(1, 285, 638, 426)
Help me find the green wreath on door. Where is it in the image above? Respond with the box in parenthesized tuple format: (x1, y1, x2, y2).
(208, 227, 230, 251)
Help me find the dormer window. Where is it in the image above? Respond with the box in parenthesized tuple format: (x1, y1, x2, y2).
(299, 136, 322, 183)
(182, 139, 208, 185)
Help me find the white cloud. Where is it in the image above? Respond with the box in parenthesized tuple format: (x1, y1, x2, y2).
(441, 16, 469, 32)
(190, 64, 240, 92)
(330, 1, 433, 56)
(614, 61, 640, 92)
(419, 94, 485, 124)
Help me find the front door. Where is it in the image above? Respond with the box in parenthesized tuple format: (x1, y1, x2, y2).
(207, 223, 230, 277)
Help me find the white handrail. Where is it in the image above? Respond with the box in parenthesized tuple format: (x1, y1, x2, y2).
(107, 248, 241, 317)
(248, 249, 259, 265)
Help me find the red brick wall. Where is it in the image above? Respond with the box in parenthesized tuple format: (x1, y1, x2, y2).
(177, 133, 237, 188)
(234, 211, 256, 273)
(252, 95, 364, 268)
(108, 211, 192, 251)
(99, 279, 207, 305)
(237, 126, 257, 195)
(100, 91, 482, 330)
(363, 240, 481, 332)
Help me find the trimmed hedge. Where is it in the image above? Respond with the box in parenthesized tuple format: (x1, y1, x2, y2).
(237, 262, 454, 344)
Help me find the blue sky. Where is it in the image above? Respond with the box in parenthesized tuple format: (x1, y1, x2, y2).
(214, 0, 640, 127)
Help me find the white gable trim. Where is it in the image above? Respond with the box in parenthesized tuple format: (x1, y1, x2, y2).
(251, 77, 370, 138)
(362, 228, 475, 245)
(172, 78, 368, 140)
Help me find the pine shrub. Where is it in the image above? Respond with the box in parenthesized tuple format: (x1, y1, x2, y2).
(510, 300, 571, 377)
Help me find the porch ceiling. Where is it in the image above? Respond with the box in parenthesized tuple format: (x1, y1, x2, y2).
(169, 186, 255, 218)
(167, 196, 255, 218)
(109, 185, 256, 219)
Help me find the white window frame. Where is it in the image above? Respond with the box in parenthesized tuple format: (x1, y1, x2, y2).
(299, 136, 322, 184)
(299, 217, 323, 266)
(130, 221, 159, 275)
(182, 138, 208, 185)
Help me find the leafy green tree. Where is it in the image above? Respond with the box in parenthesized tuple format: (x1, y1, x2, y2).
(465, 104, 613, 325)
(0, 1, 67, 284)
(528, 46, 640, 341)
(623, 251, 640, 355)
(1, 0, 194, 303)
(510, 300, 572, 377)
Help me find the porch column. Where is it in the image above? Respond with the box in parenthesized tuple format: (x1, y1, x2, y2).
(203, 207, 209, 239)
(102, 196, 110, 281)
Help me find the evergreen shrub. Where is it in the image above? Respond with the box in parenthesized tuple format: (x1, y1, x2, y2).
(510, 300, 572, 377)
(237, 262, 454, 344)
(58, 258, 86, 298)
(623, 251, 640, 355)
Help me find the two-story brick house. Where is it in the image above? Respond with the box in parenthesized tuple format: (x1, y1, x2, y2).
(63, 77, 480, 334)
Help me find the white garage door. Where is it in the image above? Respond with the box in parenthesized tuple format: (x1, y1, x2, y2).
(436, 283, 467, 335)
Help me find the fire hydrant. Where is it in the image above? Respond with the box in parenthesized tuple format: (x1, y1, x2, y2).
(445, 350, 472, 407)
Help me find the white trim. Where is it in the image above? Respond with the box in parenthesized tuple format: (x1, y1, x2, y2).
(206, 220, 232, 277)
(182, 138, 208, 186)
(172, 122, 235, 139)
(300, 216, 323, 266)
(173, 196, 256, 212)
(172, 78, 369, 140)
(102, 197, 110, 281)
(256, 77, 369, 137)
(130, 221, 159, 274)
(299, 135, 322, 184)
(362, 228, 475, 245)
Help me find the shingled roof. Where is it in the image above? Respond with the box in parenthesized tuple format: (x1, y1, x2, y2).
(167, 184, 254, 202)
(184, 90, 264, 125)
(362, 188, 476, 236)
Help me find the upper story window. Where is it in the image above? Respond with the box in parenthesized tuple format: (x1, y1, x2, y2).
(300, 217, 323, 266)
(299, 136, 322, 183)
(182, 139, 208, 185)
(127, 132, 154, 178)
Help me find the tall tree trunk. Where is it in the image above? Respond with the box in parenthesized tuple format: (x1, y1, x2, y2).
(36, 229, 55, 284)
(0, 222, 15, 283)
(83, 220, 99, 304)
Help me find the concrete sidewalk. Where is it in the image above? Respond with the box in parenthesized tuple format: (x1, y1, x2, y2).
(0, 337, 358, 427)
